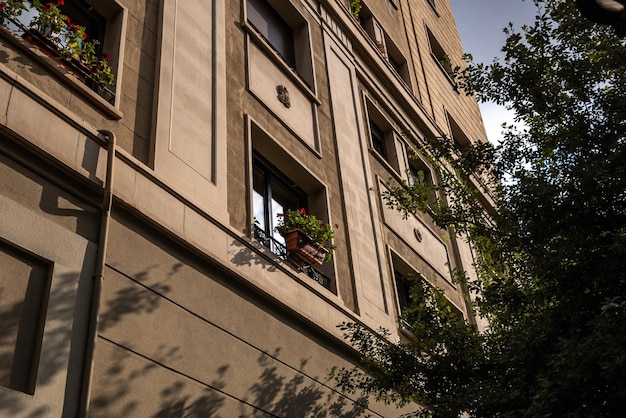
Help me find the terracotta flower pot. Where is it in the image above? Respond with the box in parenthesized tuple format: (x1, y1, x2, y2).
(283, 229, 329, 268)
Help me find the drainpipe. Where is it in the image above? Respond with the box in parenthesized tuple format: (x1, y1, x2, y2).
(79, 129, 116, 417)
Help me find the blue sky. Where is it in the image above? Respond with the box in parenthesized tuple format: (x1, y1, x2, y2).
(449, 0, 537, 142)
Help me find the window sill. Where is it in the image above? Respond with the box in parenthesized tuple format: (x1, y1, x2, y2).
(243, 22, 319, 106)
(0, 25, 122, 120)
(370, 146, 403, 181)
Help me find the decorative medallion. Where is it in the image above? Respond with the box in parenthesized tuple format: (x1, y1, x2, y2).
(414, 227, 423, 242)
(276, 85, 291, 108)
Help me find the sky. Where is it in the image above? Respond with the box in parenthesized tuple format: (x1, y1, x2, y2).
(449, 0, 538, 142)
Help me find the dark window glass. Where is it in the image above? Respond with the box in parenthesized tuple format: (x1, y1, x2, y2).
(252, 156, 306, 250)
(59, 0, 107, 55)
(394, 270, 412, 310)
(247, 0, 296, 67)
(409, 158, 437, 205)
(369, 120, 387, 159)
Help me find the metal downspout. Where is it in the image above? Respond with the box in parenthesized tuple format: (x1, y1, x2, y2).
(79, 129, 116, 417)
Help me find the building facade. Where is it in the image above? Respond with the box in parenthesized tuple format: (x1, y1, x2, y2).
(0, 0, 488, 416)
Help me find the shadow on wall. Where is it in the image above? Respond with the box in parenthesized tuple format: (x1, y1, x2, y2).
(0, 271, 77, 417)
(97, 263, 179, 333)
(229, 238, 281, 274)
(89, 346, 374, 418)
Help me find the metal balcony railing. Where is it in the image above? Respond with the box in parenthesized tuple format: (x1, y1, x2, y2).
(254, 226, 331, 289)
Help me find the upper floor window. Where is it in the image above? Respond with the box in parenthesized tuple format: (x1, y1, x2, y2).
(369, 119, 387, 160)
(384, 34, 411, 86)
(391, 253, 464, 321)
(408, 153, 438, 206)
(366, 100, 402, 173)
(394, 269, 413, 311)
(353, 3, 411, 87)
(253, 155, 307, 255)
(1, 0, 123, 103)
(247, 0, 295, 67)
(426, 27, 454, 82)
(249, 121, 334, 288)
(245, 0, 314, 88)
(448, 114, 472, 156)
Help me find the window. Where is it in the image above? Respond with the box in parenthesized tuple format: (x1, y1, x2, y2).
(249, 122, 334, 288)
(448, 114, 472, 156)
(366, 100, 402, 173)
(426, 27, 453, 80)
(408, 153, 438, 206)
(356, 3, 376, 40)
(391, 254, 464, 320)
(246, 0, 314, 88)
(369, 119, 387, 159)
(0, 239, 51, 395)
(384, 34, 411, 86)
(2, 0, 123, 103)
(354, 4, 411, 86)
(394, 269, 413, 311)
(253, 155, 307, 256)
(247, 0, 295, 67)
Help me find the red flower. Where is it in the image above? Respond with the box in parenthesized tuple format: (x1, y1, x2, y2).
(101, 52, 111, 62)
(0, 3, 7, 9)
(82, 32, 87, 40)
(57, 0, 64, 5)
(299, 208, 307, 216)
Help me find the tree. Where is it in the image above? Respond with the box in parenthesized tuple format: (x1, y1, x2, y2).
(332, 1, 626, 416)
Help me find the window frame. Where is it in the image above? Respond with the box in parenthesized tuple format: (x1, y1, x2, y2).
(390, 252, 465, 325)
(248, 119, 335, 290)
(407, 150, 438, 207)
(0, 0, 125, 111)
(426, 26, 455, 86)
(365, 98, 403, 175)
(252, 154, 308, 253)
(354, 3, 411, 87)
(244, 0, 315, 91)
(384, 33, 412, 87)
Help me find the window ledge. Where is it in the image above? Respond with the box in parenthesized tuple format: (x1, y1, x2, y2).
(0, 25, 122, 120)
(243, 22, 320, 105)
(370, 146, 403, 181)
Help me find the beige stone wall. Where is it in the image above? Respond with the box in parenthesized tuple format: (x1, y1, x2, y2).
(0, 0, 488, 415)
(89, 212, 408, 417)
(0, 143, 98, 418)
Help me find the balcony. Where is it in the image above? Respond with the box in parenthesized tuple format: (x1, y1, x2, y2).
(254, 226, 332, 289)
(0, 1, 116, 103)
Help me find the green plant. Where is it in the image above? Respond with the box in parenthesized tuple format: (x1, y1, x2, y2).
(350, 0, 362, 19)
(276, 208, 336, 259)
(0, 0, 27, 24)
(29, 0, 66, 36)
(0, 0, 116, 88)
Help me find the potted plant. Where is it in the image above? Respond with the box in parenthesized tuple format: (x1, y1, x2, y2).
(275, 208, 336, 268)
(1, 0, 116, 91)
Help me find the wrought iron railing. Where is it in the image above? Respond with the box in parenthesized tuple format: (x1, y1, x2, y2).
(254, 226, 331, 289)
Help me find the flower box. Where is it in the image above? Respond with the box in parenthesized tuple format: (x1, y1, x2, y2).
(22, 29, 88, 83)
(283, 229, 329, 268)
